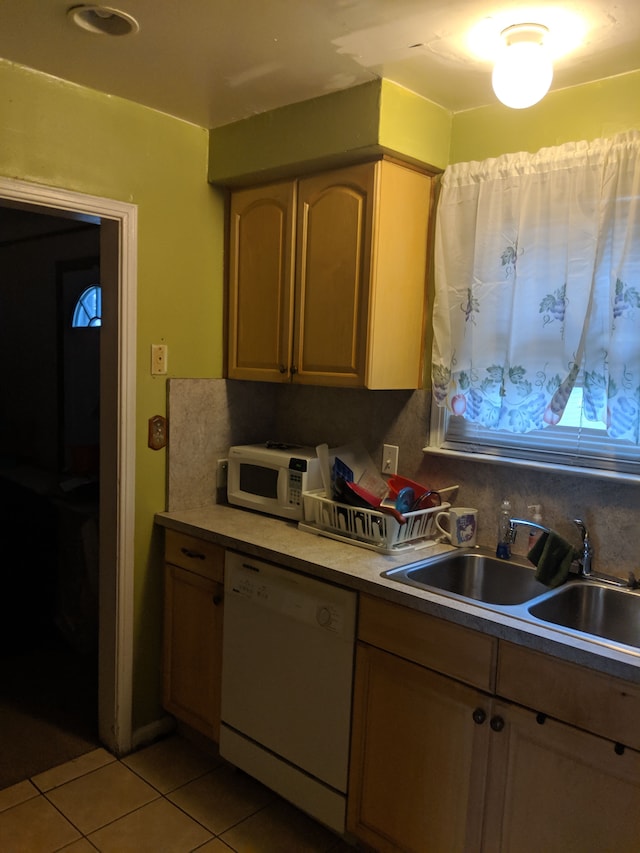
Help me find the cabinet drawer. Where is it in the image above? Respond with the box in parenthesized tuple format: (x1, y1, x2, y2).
(165, 529, 224, 582)
(498, 642, 640, 751)
(358, 594, 497, 692)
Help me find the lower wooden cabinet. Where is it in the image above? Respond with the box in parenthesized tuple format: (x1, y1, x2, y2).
(347, 595, 640, 853)
(162, 530, 224, 741)
(348, 642, 490, 853)
(483, 699, 640, 853)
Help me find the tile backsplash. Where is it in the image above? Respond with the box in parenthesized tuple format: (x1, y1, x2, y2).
(167, 377, 639, 578)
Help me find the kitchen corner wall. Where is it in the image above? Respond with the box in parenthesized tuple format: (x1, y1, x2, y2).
(169, 378, 640, 580)
(166, 378, 431, 511)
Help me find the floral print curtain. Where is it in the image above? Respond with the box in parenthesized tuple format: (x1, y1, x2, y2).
(432, 131, 640, 443)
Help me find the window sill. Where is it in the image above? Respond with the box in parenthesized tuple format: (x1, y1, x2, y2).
(422, 445, 640, 485)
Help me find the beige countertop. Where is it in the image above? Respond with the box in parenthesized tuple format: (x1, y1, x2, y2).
(156, 503, 640, 684)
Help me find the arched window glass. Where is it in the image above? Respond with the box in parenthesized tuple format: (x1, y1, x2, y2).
(72, 285, 102, 327)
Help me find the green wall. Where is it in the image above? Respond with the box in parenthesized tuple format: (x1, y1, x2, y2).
(378, 80, 451, 170)
(209, 69, 640, 185)
(4, 50, 637, 734)
(0, 59, 225, 729)
(208, 79, 452, 184)
(208, 81, 383, 185)
(450, 69, 640, 163)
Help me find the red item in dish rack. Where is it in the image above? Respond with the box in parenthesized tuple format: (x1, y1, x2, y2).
(387, 475, 441, 510)
(387, 475, 430, 499)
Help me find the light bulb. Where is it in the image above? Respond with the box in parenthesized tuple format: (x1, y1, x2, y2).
(492, 24, 553, 109)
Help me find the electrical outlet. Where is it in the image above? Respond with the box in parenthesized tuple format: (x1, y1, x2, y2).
(382, 444, 399, 475)
(151, 344, 168, 375)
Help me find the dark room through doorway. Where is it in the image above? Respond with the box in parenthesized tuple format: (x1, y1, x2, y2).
(0, 205, 102, 789)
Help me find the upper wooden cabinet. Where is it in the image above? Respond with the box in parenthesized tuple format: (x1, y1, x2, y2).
(227, 180, 296, 384)
(227, 159, 432, 388)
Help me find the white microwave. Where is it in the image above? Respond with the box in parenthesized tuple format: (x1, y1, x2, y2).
(227, 443, 323, 521)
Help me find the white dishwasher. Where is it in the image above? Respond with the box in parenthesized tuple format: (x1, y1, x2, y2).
(220, 550, 357, 833)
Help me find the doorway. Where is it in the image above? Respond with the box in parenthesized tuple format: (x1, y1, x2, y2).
(0, 177, 137, 784)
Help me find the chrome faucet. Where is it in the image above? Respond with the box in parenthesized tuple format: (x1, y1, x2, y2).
(509, 514, 637, 589)
(507, 516, 550, 542)
(508, 516, 589, 574)
(573, 518, 593, 577)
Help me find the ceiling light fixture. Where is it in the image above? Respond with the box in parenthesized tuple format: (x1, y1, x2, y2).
(67, 5, 140, 36)
(492, 23, 553, 109)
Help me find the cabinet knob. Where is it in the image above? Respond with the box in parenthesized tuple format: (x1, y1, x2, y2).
(614, 742, 625, 755)
(536, 712, 547, 725)
(212, 594, 223, 606)
(290, 365, 298, 375)
(472, 707, 487, 725)
(490, 715, 505, 732)
(279, 364, 287, 374)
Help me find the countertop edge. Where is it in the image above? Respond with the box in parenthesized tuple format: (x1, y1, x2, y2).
(155, 505, 640, 685)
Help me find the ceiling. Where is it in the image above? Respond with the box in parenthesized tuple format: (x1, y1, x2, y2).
(1, 0, 639, 128)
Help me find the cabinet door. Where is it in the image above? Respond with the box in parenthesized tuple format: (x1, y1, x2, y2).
(348, 643, 491, 853)
(163, 563, 223, 740)
(293, 163, 375, 386)
(366, 160, 431, 389)
(228, 181, 296, 381)
(483, 699, 640, 852)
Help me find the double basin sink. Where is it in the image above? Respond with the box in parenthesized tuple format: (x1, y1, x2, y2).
(383, 548, 640, 650)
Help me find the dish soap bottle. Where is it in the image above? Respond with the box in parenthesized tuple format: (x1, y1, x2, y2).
(527, 504, 543, 550)
(496, 498, 512, 559)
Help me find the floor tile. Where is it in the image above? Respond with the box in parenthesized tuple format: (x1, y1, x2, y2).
(0, 779, 38, 813)
(220, 797, 340, 853)
(196, 839, 236, 852)
(123, 735, 220, 793)
(33, 748, 115, 792)
(87, 796, 213, 852)
(2, 733, 354, 852)
(59, 839, 99, 852)
(0, 794, 81, 852)
(168, 763, 274, 835)
(45, 760, 159, 835)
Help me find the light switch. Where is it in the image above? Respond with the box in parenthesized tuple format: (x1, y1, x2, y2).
(382, 444, 399, 475)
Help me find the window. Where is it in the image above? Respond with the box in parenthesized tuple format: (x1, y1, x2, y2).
(72, 284, 101, 327)
(431, 381, 640, 477)
(430, 131, 640, 477)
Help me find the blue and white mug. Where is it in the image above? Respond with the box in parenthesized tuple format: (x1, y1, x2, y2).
(436, 507, 478, 547)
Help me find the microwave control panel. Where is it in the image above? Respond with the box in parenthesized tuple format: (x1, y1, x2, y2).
(287, 469, 304, 506)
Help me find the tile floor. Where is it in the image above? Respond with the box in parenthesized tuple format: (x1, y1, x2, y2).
(0, 734, 354, 852)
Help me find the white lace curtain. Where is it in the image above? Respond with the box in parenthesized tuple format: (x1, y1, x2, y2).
(432, 130, 640, 443)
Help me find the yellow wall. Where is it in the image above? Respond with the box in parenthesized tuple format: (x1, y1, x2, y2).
(0, 59, 225, 728)
(378, 80, 451, 170)
(450, 69, 640, 163)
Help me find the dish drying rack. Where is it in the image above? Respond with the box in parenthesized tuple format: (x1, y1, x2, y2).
(299, 489, 450, 554)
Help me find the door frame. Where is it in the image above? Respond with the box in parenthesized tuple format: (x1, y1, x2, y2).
(0, 176, 137, 755)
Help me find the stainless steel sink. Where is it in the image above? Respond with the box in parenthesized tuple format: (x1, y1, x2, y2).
(383, 548, 549, 605)
(528, 582, 640, 648)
